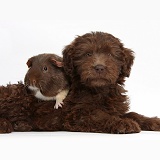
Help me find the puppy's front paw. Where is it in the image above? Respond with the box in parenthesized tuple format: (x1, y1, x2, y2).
(142, 117, 160, 131)
(111, 118, 141, 134)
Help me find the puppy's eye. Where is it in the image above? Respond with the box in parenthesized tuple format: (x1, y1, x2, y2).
(43, 66, 48, 72)
(86, 53, 93, 57)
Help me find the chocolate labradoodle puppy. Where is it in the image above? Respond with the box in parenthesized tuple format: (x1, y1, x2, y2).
(62, 31, 160, 133)
(1, 32, 160, 134)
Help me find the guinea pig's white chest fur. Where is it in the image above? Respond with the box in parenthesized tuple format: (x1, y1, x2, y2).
(28, 86, 69, 109)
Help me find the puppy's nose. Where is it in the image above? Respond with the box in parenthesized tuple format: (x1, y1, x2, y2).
(94, 64, 105, 73)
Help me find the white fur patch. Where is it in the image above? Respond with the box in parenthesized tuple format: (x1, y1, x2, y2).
(28, 86, 69, 109)
(28, 86, 55, 101)
(28, 86, 39, 91)
(35, 90, 55, 101)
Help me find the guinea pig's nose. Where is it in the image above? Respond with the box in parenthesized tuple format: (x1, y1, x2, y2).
(94, 64, 105, 73)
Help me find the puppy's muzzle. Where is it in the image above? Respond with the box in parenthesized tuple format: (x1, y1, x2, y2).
(94, 64, 105, 73)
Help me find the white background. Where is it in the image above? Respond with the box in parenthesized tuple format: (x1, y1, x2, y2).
(0, 0, 160, 159)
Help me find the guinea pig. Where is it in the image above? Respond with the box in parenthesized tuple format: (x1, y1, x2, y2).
(24, 53, 69, 109)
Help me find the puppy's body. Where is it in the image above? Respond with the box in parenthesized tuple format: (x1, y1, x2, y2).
(63, 32, 160, 133)
(0, 82, 63, 133)
(1, 32, 160, 134)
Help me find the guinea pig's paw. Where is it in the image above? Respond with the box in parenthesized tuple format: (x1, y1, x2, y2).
(54, 101, 64, 109)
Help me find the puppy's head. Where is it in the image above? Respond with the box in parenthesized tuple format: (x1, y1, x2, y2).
(63, 32, 134, 87)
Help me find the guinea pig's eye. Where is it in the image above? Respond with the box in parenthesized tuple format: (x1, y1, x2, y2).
(43, 66, 48, 72)
(86, 53, 93, 57)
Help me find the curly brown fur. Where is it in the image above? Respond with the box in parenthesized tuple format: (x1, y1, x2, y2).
(0, 82, 63, 133)
(1, 32, 160, 134)
(62, 31, 160, 134)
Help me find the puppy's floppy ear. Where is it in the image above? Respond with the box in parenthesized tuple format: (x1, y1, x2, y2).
(62, 44, 74, 77)
(121, 48, 135, 77)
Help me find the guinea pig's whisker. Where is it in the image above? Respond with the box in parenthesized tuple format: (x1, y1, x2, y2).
(39, 80, 46, 87)
(25, 83, 29, 87)
(39, 84, 43, 93)
(39, 80, 46, 84)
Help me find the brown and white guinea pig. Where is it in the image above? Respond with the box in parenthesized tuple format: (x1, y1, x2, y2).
(24, 53, 69, 109)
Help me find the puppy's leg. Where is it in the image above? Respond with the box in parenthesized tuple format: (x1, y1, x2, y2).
(63, 108, 141, 134)
(123, 112, 160, 131)
(90, 110, 141, 134)
(105, 117, 141, 134)
(0, 118, 13, 133)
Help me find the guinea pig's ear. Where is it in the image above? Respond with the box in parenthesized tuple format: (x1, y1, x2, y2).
(50, 58, 63, 68)
(26, 57, 34, 68)
(62, 44, 74, 77)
